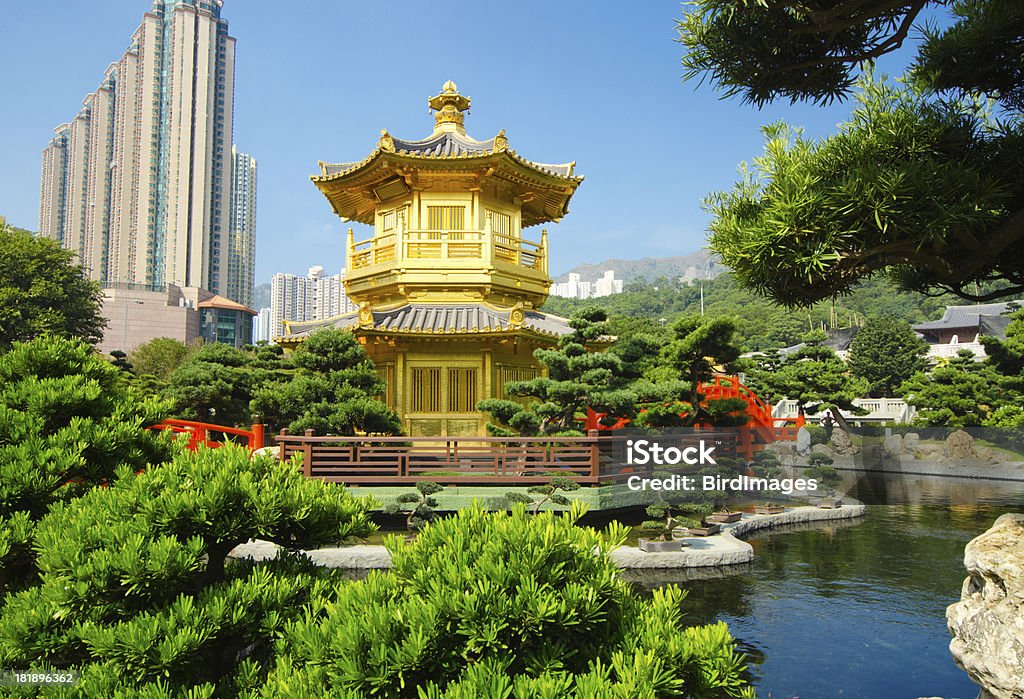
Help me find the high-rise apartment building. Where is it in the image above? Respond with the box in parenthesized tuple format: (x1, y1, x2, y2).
(38, 0, 253, 305)
(551, 270, 622, 299)
(270, 266, 356, 341)
(226, 146, 257, 308)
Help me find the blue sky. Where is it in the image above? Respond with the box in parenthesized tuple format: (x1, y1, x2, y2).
(0, 0, 938, 284)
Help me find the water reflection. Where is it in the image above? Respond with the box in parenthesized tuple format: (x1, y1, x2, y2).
(634, 493, 1023, 699)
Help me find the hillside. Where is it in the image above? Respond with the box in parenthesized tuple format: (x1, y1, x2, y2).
(553, 249, 726, 284)
(539, 273, 1016, 352)
(253, 283, 271, 310)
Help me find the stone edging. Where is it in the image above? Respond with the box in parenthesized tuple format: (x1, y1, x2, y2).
(229, 504, 866, 571)
(610, 503, 866, 569)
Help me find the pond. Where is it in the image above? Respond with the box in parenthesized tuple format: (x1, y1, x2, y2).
(623, 473, 1024, 699)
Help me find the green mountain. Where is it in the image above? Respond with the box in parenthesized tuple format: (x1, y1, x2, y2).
(253, 283, 271, 310)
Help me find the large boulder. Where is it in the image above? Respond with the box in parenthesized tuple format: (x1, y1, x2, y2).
(945, 430, 977, 461)
(904, 432, 920, 455)
(796, 427, 811, 455)
(830, 429, 859, 455)
(947, 513, 1024, 699)
(883, 433, 904, 457)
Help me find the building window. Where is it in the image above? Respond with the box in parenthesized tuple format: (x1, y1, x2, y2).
(376, 363, 395, 409)
(448, 367, 477, 413)
(411, 367, 441, 413)
(427, 205, 465, 231)
(498, 365, 541, 400)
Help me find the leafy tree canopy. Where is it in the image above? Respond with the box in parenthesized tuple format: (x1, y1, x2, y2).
(480, 309, 630, 436)
(848, 315, 930, 397)
(0, 445, 376, 696)
(0, 224, 106, 348)
(680, 0, 1024, 305)
(258, 504, 753, 698)
(164, 343, 260, 426)
(129, 337, 196, 382)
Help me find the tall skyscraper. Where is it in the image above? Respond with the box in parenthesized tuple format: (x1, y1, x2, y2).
(270, 267, 356, 341)
(226, 146, 257, 308)
(38, 0, 252, 304)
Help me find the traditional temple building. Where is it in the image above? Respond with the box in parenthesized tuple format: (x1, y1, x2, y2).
(280, 81, 584, 436)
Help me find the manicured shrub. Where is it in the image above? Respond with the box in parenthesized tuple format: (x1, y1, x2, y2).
(0, 445, 376, 696)
(259, 504, 753, 698)
(0, 336, 171, 594)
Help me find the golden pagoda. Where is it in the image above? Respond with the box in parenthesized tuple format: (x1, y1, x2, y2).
(282, 81, 584, 437)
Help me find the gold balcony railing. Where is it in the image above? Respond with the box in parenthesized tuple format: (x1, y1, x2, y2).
(348, 227, 548, 274)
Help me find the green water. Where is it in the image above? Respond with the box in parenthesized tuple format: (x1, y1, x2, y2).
(623, 480, 1023, 698)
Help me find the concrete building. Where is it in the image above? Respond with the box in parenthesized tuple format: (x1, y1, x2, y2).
(269, 266, 356, 341)
(593, 269, 623, 298)
(38, 0, 251, 306)
(226, 147, 257, 309)
(98, 284, 255, 356)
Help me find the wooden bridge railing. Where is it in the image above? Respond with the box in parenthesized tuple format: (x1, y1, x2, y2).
(275, 429, 739, 486)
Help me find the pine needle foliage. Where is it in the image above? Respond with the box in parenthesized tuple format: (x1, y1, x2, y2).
(259, 504, 753, 698)
(0, 445, 377, 696)
(0, 336, 171, 595)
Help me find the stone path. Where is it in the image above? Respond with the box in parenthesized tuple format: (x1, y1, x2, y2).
(230, 504, 866, 570)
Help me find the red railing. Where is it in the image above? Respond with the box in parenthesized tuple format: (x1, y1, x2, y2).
(151, 419, 265, 452)
(584, 374, 795, 460)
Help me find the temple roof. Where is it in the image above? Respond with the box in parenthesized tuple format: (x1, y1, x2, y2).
(311, 81, 582, 227)
(318, 129, 577, 180)
(280, 303, 576, 340)
(912, 303, 1013, 332)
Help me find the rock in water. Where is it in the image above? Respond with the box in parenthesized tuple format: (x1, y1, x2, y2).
(830, 429, 858, 455)
(883, 433, 904, 456)
(796, 427, 811, 455)
(947, 513, 1024, 699)
(904, 432, 920, 455)
(945, 429, 977, 461)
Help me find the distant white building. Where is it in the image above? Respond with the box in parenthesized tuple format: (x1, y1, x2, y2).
(551, 270, 622, 299)
(254, 307, 272, 343)
(269, 266, 356, 341)
(593, 270, 623, 298)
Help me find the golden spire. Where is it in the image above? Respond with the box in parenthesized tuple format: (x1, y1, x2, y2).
(428, 80, 471, 134)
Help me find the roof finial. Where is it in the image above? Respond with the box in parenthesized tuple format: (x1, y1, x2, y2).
(428, 80, 470, 135)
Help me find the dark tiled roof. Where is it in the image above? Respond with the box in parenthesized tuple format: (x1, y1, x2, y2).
(392, 131, 495, 157)
(778, 327, 859, 356)
(912, 303, 1013, 332)
(317, 131, 577, 180)
(281, 304, 575, 340)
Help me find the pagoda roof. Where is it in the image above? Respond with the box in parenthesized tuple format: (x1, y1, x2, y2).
(311, 81, 582, 227)
(318, 130, 578, 181)
(912, 303, 1013, 332)
(280, 303, 577, 341)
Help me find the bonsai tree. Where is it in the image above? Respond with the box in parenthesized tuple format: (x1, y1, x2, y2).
(806, 454, 842, 495)
(505, 476, 581, 515)
(386, 482, 445, 531)
(750, 450, 782, 478)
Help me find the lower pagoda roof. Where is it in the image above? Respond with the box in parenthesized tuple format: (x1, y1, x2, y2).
(281, 304, 577, 341)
